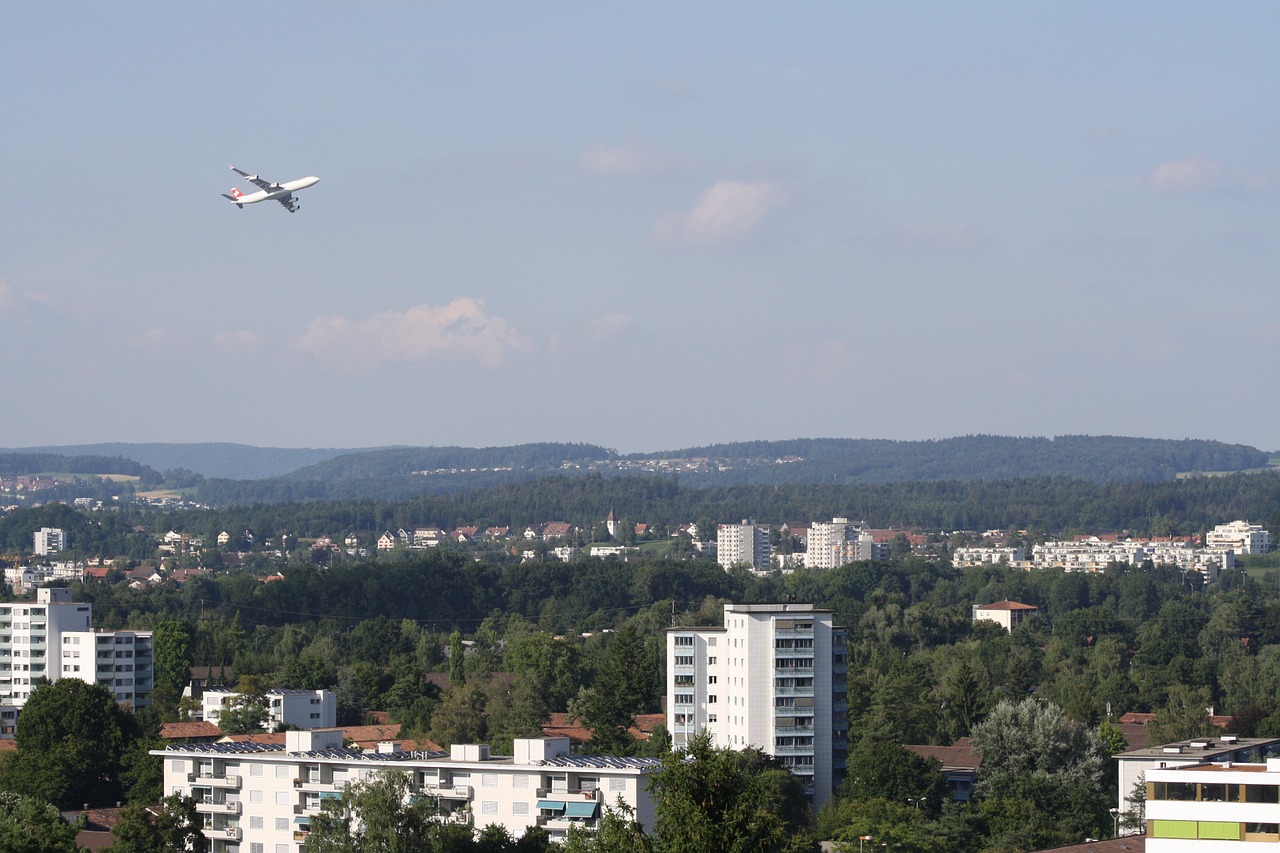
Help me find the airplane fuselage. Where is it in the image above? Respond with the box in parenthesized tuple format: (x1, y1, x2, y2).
(232, 175, 320, 205)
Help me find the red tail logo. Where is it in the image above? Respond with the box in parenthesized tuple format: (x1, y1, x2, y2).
(230, 188, 243, 199)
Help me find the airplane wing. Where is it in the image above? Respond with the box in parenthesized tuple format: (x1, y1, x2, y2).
(276, 194, 299, 213)
(230, 165, 273, 191)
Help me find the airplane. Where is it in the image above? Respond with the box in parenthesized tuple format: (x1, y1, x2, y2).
(221, 165, 319, 213)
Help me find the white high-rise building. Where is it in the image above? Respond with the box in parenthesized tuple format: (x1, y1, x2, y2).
(1207, 520, 1271, 555)
(33, 527, 65, 556)
(717, 521, 771, 571)
(666, 603, 848, 809)
(0, 588, 152, 714)
(805, 518, 887, 568)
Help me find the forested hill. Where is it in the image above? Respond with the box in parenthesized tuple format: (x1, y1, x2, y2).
(187, 435, 1271, 505)
(0, 443, 356, 480)
(635, 436, 1271, 485)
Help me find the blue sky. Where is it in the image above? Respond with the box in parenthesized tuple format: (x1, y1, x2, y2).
(3, 2, 1277, 452)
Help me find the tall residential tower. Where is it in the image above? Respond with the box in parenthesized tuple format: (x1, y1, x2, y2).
(666, 603, 847, 808)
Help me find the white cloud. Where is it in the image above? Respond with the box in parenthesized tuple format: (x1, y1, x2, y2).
(1149, 156, 1225, 191)
(291, 298, 531, 371)
(586, 313, 634, 344)
(654, 180, 788, 247)
(130, 328, 186, 354)
(213, 330, 263, 356)
(580, 143, 700, 177)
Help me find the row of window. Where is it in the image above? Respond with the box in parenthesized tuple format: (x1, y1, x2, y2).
(1152, 782, 1280, 804)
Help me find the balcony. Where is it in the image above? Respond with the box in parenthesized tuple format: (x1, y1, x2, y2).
(194, 773, 241, 788)
(773, 666, 815, 677)
(201, 826, 241, 842)
(195, 799, 241, 815)
(774, 725, 815, 735)
(773, 684, 815, 696)
(423, 784, 470, 799)
(772, 744, 815, 756)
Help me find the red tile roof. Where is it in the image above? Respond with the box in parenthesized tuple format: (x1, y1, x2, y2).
(159, 721, 224, 741)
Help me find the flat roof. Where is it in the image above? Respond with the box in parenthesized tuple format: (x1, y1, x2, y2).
(1116, 737, 1280, 760)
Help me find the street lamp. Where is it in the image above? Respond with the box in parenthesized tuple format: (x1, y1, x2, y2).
(1110, 807, 1120, 837)
(859, 834, 873, 853)
(908, 797, 927, 809)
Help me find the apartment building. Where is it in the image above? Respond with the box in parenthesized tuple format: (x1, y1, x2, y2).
(0, 588, 153, 722)
(716, 521, 771, 571)
(1115, 736, 1280, 826)
(1207, 521, 1271, 555)
(666, 603, 848, 809)
(33, 527, 65, 556)
(202, 689, 336, 731)
(154, 732, 659, 852)
(1143, 756, 1280, 849)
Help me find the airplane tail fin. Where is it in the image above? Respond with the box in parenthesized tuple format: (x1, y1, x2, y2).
(221, 193, 244, 209)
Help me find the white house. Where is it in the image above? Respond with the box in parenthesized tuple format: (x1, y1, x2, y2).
(202, 689, 336, 731)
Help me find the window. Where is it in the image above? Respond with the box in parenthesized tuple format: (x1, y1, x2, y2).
(674, 656, 694, 666)
(707, 675, 717, 684)
(674, 693, 694, 705)
(275, 818, 288, 831)
(708, 714, 718, 723)
(482, 801, 498, 815)
(250, 816, 264, 829)
(482, 774, 498, 788)
(249, 790, 263, 804)
(674, 636, 694, 647)
(708, 695, 717, 703)
(250, 845, 264, 853)
(513, 802, 529, 815)
(250, 765, 263, 777)
(610, 777, 626, 791)
(673, 675, 694, 686)
(277, 845, 289, 853)
(707, 657, 716, 665)
(275, 765, 291, 779)
(513, 775, 528, 788)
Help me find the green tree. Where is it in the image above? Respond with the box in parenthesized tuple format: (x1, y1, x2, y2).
(562, 800, 653, 853)
(303, 769, 471, 853)
(648, 732, 818, 853)
(0, 791, 81, 853)
(110, 794, 209, 853)
(970, 698, 1110, 849)
(152, 619, 193, 694)
(569, 624, 657, 755)
(449, 631, 466, 686)
(0, 678, 136, 809)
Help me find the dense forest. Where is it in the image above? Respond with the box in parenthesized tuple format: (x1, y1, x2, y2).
(190, 470, 1280, 542)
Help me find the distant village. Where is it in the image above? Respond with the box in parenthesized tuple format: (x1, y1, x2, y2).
(4, 513, 1268, 596)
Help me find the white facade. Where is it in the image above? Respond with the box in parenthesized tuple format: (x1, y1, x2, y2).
(1207, 521, 1271, 555)
(154, 733, 658, 852)
(1033, 538, 1232, 579)
(806, 519, 854, 570)
(952, 546, 1025, 567)
(203, 689, 336, 731)
(0, 588, 153, 710)
(33, 527, 65, 556)
(1144, 757, 1280, 850)
(716, 522, 771, 571)
(666, 603, 847, 809)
